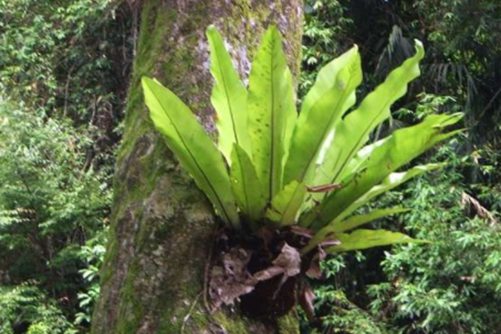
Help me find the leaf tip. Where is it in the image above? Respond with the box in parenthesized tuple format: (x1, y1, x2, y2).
(413, 39, 425, 58)
(141, 76, 161, 91)
(206, 24, 220, 40)
(264, 24, 283, 43)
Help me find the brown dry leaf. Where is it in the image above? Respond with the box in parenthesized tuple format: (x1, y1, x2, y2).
(209, 243, 304, 311)
(306, 183, 342, 193)
(289, 225, 314, 239)
(305, 246, 326, 279)
(319, 237, 341, 248)
(223, 248, 250, 275)
(461, 192, 498, 225)
(298, 282, 316, 321)
(252, 243, 301, 282)
(253, 266, 284, 281)
(273, 243, 301, 277)
(305, 236, 340, 279)
(208, 248, 255, 309)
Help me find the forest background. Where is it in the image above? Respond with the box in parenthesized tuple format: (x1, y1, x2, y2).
(0, 0, 500, 333)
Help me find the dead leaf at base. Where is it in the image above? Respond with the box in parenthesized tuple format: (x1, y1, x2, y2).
(208, 247, 254, 309)
(207, 228, 331, 320)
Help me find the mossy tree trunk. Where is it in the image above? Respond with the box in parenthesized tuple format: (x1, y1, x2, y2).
(91, 1, 303, 333)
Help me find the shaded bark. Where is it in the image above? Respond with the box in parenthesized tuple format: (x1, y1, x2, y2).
(91, 1, 303, 333)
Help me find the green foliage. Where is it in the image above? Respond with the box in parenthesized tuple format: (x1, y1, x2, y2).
(0, 0, 130, 125)
(311, 289, 386, 334)
(412, 0, 501, 143)
(0, 100, 111, 332)
(334, 0, 501, 143)
(297, 2, 501, 331)
(1, 0, 497, 332)
(306, 138, 501, 333)
(365, 142, 501, 333)
(0, 100, 111, 277)
(230, 144, 267, 222)
(74, 231, 107, 327)
(0, 284, 75, 334)
(142, 26, 462, 254)
(301, 1, 354, 97)
(0, 1, 130, 331)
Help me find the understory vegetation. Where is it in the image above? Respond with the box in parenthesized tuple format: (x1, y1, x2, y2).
(0, 0, 131, 332)
(301, 1, 501, 333)
(0, 0, 500, 333)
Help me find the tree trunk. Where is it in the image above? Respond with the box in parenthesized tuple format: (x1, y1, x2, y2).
(91, 1, 303, 333)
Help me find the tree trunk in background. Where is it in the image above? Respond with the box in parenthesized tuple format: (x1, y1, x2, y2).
(91, 1, 303, 333)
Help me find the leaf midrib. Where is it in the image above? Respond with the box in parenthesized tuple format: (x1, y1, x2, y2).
(213, 48, 251, 215)
(269, 37, 277, 199)
(214, 47, 242, 147)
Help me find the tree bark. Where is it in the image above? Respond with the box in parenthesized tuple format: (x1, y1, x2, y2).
(91, 1, 303, 333)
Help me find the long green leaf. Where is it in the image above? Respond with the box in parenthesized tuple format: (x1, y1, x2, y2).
(336, 138, 386, 182)
(325, 229, 423, 253)
(306, 162, 442, 231)
(332, 207, 409, 233)
(313, 40, 425, 187)
(303, 112, 462, 228)
(265, 181, 306, 225)
(283, 46, 362, 185)
(230, 144, 266, 221)
(303, 207, 409, 253)
(206, 26, 250, 162)
(304, 164, 441, 251)
(142, 77, 239, 227)
(339, 114, 462, 183)
(334, 164, 443, 222)
(247, 26, 297, 201)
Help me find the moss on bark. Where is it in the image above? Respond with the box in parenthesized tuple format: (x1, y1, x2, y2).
(91, 1, 303, 333)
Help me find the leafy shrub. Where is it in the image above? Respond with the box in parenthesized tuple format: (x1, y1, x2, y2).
(306, 139, 501, 333)
(0, 0, 130, 124)
(311, 287, 386, 334)
(298, 3, 501, 331)
(366, 141, 501, 333)
(0, 284, 75, 334)
(301, 0, 354, 97)
(74, 231, 107, 327)
(0, 0, 128, 330)
(0, 99, 111, 329)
